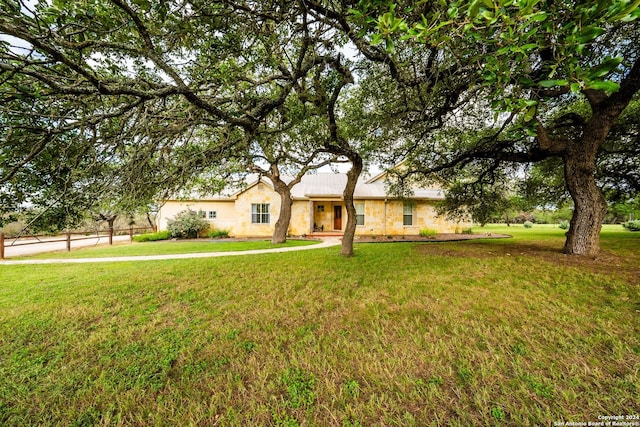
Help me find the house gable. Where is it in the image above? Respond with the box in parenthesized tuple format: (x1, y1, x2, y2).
(228, 176, 275, 199)
(365, 169, 389, 184)
(233, 178, 281, 237)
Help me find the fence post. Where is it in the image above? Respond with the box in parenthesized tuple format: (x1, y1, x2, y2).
(66, 230, 71, 252)
(1, 232, 4, 260)
(129, 226, 133, 242)
(109, 227, 113, 246)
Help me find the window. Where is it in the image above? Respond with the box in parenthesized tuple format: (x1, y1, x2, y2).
(251, 203, 270, 224)
(403, 202, 413, 226)
(198, 210, 206, 218)
(208, 211, 217, 219)
(355, 203, 365, 226)
(317, 205, 324, 212)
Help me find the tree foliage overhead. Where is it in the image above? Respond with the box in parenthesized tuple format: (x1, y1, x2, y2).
(1, 0, 639, 256)
(0, 0, 354, 231)
(347, 0, 640, 255)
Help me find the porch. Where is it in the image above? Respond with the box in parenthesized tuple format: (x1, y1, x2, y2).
(310, 201, 344, 233)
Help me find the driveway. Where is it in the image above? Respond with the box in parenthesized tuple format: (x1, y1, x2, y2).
(2, 235, 132, 259)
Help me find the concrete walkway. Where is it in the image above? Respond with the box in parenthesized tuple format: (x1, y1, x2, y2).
(0, 238, 342, 265)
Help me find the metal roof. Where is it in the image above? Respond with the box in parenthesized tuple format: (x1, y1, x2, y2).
(166, 173, 444, 201)
(289, 173, 444, 200)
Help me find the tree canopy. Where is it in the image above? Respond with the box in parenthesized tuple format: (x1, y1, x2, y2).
(0, 0, 367, 253)
(1, 0, 639, 256)
(343, 0, 640, 255)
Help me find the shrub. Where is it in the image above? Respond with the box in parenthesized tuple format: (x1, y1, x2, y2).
(419, 228, 437, 238)
(208, 229, 230, 239)
(558, 220, 570, 230)
(461, 228, 473, 234)
(515, 212, 535, 224)
(167, 209, 210, 238)
(523, 221, 533, 228)
(622, 220, 640, 231)
(132, 230, 171, 242)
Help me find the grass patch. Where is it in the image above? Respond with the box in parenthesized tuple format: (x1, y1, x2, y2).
(0, 227, 638, 425)
(132, 230, 172, 242)
(207, 229, 231, 239)
(419, 228, 437, 238)
(20, 239, 318, 259)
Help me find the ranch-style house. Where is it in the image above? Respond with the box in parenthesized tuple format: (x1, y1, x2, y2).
(157, 171, 470, 237)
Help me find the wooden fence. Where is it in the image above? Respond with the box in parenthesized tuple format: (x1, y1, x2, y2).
(0, 226, 156, 260)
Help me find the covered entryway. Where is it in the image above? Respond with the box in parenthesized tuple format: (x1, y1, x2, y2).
(333, 205, 342, 230)
(311, 201, 343, 234)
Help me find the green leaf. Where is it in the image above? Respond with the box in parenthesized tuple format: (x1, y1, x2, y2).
(399, 33, 415, 41)
(132, 0, 152, 10)
(539, 79, 568, 88)
(432, 20, 454, 33)
(530, 11, 548, 22)
(585, 80, 620, 92)
(523, 26, 539, 39)
(468, 0, 482, 18)
(607, 0, 640, 21)
(570, 82, 581, 93)
(385, 37, 395, 54)
(482, 70, 497, 83)
(518, 76, 535, 87)
(576, 26, 604, 44)
(588, 56, 623, 79)
(523, 105, 537, 122)
(481, 10, 494, 21)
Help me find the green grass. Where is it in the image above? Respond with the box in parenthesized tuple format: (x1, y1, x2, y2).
(21, 239, 318, 259)
(0, 227, 638, 426)
(480, 223, 638, 252)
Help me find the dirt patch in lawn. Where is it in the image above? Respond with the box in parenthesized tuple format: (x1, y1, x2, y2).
(354, 233, 511, 243)
(413, 240, 639, 283)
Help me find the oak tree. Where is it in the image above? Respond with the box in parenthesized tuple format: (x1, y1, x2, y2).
(351, 0, 640, 255)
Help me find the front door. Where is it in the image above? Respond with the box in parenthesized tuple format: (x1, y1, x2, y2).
(334, 205, 342, 230)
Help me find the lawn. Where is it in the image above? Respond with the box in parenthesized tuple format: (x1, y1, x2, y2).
(21, 238, 318, 259)
(0, 227, 638, 426)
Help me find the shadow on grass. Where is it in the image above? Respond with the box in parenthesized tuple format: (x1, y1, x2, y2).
(413, 239, 639, 284)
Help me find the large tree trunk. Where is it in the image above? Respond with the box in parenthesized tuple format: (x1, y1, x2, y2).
(563, 148, 607, 256)
(272, 179, 292, 245)
(341, 156, 363, 256)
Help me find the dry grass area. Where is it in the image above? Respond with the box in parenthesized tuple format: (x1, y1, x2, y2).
(0, 225, 638, 426)
(414, 240, 639, 284)
(355, 232, 510, 243)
